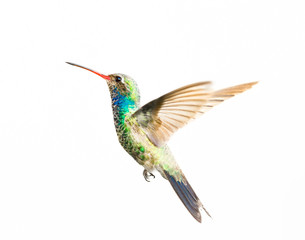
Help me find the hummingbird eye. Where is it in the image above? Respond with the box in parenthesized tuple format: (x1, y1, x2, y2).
(115, 76, 122, 83)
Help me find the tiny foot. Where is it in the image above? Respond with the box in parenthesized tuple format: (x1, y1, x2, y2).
(143, 169, 155, 182)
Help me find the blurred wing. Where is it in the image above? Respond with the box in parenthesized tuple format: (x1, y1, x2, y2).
(133, 81, 257, 147)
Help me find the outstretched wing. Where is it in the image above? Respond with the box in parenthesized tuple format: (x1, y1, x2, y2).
(133, 81, 257, 147)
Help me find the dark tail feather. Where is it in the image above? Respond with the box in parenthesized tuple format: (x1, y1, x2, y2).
(164, 170, 211, 223)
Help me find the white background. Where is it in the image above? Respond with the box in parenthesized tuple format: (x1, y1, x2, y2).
(0, 0, 304, 239)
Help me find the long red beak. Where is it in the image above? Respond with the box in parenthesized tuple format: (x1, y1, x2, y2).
(66, 62, 111, 80)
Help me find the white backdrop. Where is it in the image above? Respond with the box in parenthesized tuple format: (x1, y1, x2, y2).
(0, 0, 304, 239)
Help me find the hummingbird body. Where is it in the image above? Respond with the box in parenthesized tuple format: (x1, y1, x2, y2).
(107, 76, 178, 179)
(67, 62, 257, 222)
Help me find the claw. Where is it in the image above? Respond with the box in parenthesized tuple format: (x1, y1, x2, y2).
(143, 169, 155, 182)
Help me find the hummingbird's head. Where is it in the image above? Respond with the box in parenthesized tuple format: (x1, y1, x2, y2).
(66, 62, 140, 106)
(106, 73, 140, 105)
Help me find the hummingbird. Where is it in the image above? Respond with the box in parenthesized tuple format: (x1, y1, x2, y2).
(66, 62, 257, 223)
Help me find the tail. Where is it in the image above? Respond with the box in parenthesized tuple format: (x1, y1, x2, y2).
(164, 170, 211, 223)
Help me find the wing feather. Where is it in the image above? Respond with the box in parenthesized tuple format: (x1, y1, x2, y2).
(133, 81, 257, 147)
